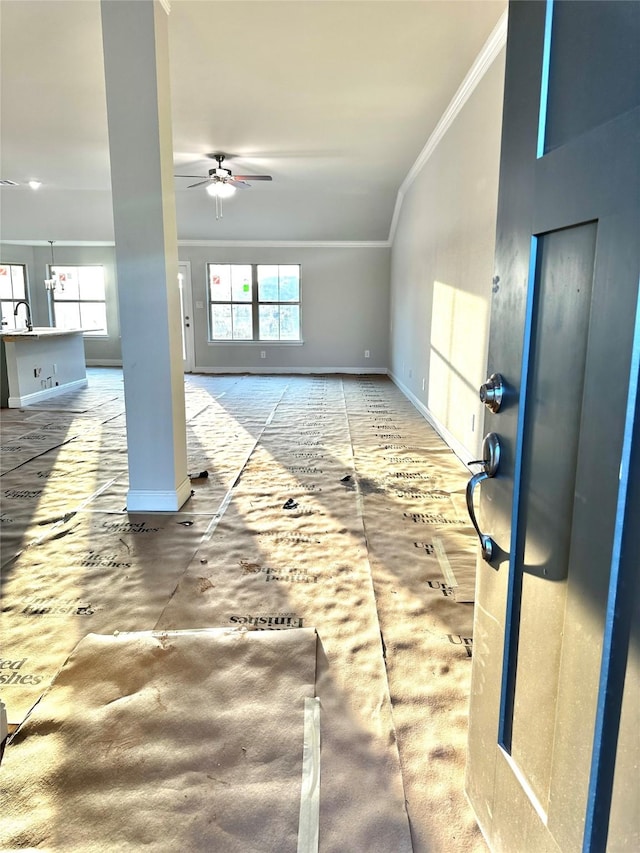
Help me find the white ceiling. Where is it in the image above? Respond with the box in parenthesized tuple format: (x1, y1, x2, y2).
(0, 0, 505, 244)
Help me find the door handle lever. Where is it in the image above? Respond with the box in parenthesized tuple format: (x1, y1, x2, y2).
(466, 432, 501, 562)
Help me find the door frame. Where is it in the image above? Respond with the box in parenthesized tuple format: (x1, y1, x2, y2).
(178, 260, 195, 372)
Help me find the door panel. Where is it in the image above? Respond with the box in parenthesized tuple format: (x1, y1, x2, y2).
(543, 1, 640, 153)
(519, 222, 596, 583)
(466, 2, 640, 850)
(544, 210, 640, 853)
(509, 222, 598, 807)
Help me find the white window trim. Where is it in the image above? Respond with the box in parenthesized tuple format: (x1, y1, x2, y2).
(49, 264, 108, 336)
(207, 262, 302, 343)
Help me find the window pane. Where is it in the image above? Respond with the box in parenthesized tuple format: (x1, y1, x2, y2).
(211, 304, 232, 339)
(208, 262, 301, 341)
(0, 267, 12, 299)
(1, 301, 18, 329)
(280, 305, 300, 340)
(80, 302, 108, 335)
(53, 267, 80, 300)
(231, 265, 252, 302)
(232, 304, 253, 339)
(259, 305, 280, 340)
(11, 265, 26, 299)
(79, 266, 105, 300)
(257, 265, 279, 302)
(279, 265, 300, 302)
(55, 302, 81, 329)
(209, 265, 231, 302)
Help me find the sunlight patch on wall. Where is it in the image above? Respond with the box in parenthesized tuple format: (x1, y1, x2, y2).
(428, 280, 488, 453)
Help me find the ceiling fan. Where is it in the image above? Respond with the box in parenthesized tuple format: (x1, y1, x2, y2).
(175, 154, 272, 219)
(175, 153, 272, 196)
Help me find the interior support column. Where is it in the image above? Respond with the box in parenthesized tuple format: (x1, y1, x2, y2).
(101, 0, 189, 512)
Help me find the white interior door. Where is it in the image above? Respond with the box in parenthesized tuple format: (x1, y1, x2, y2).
(465, 2, 640, 851)
(178, 261, 195, 372)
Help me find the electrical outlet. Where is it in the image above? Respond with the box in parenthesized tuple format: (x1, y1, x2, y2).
(33, 367, 41, 378)
(260, 350, 266, 359)
(364, 350, 370, 359)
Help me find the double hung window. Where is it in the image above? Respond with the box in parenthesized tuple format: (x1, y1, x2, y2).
(0, 264, 29, 329)
(208, 263, 301, 341)
(50, 265, 107, 336)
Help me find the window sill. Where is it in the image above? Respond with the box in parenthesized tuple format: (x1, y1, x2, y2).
(207, 340, 304, 346)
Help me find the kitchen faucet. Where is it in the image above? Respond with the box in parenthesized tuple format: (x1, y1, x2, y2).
(13, 300, 33, 331)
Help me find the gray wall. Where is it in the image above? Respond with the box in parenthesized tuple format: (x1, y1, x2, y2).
(184, 245, 389, 373)
(389, 49, 506, 461)
(1, 243, 390, 373)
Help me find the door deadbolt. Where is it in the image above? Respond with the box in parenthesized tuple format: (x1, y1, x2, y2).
(479, 373, 504, 413)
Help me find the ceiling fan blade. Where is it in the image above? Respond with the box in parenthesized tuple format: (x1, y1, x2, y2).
(229, 180, 250, 189)
(232, 174, 273, 182)
(174, 175, 207, 178)
(187, 179, 213, 188)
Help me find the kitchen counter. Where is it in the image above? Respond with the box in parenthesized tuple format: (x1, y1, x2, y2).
(1, 327, 88, 342)
(1, 328, 90, 407)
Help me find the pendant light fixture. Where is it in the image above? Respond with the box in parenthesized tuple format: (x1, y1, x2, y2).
(44, 240, 61, 291)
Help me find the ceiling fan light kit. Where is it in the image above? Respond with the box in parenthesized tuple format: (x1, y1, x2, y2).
(206, 181, 236, 199)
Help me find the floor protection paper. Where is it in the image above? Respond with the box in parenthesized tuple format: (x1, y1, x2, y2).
(1, 628, 318, 853)
(1, 510, 214, 721)
(1, 369, 486, 852)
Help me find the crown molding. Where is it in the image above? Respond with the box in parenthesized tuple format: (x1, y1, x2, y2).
(388, 8, 508, 245)
(0, 240, 116, 247)
(177, 240, 391, 249)
(1, 239, 390, 250)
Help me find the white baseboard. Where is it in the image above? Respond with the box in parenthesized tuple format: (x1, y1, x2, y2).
(127, 477, 192, 513)
(86, 359, 123, 367)
(389, 371, 474, 467)
(192, 366, 389, 375)
(87, 362, 387, 376)
(8, 378, 88, 408)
